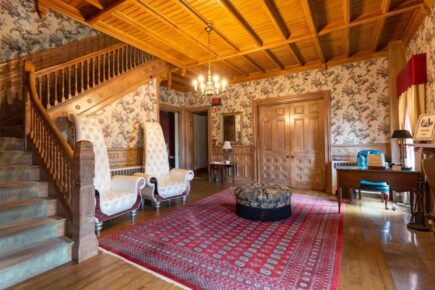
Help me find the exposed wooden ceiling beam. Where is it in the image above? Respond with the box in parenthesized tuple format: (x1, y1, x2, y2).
(135, 0, 218, 58)
(244, 55, 265, 73)
(318, 3, 422, 35)
(86, 0, 127, 24)
(343, 0, 351, 57)
(113, 11, 199, 63)
(264, 50, 284, 70)
(215, 0, 263, 46)
(84, 0, 103, 9)
(231, 50, 387, 83)
(231, 62, 326, 83)
(402, 5, 429, 45)
(301, 0, 325, 63)
(176, 0, 240, 52)
(94, 20, 184, 67)
(185, 3, 422, 69)
(371, 0, 391, 52)
(259, 0, 290, 39)
(221, 60, 249, 76)
(288, 44, 304, 66)
(39, 0, 85, 21)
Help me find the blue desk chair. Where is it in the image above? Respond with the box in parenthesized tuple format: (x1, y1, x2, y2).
(357, 150, 390, 209)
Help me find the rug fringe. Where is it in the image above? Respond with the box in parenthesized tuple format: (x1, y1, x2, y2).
(99, 247, 191, 290)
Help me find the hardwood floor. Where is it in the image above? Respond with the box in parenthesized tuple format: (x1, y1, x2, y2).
(11, 179, 435, 290)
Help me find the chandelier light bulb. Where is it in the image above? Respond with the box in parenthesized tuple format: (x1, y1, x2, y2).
(192, 23, 227, 101)
(222, 79, 227, 91)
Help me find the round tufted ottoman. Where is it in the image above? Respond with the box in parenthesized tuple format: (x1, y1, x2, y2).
(234, 183, 292, 221)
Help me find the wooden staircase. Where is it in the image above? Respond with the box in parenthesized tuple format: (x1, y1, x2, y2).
(0, 130, 72, 289)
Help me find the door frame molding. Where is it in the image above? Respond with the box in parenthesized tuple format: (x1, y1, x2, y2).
(252, 91, 332, 190)
(184, 105, 212, 171)
(159, 103, 185, 168)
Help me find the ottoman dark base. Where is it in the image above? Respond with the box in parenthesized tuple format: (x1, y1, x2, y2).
(236, 203, 291, 221)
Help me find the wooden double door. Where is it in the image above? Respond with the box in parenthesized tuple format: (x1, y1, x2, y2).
(258, 99, 326, 190)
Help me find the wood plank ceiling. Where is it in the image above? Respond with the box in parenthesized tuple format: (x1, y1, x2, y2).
(37, 0, 433, 91)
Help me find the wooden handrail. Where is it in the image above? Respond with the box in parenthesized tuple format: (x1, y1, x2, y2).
(34, 43, 153, 109)
(35, 43, 126, 76)
(24, 60, 98, 262)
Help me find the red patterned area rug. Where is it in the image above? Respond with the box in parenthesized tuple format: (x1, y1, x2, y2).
(99, 188, 344, 290)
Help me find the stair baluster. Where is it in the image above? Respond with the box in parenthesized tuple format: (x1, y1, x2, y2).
(24, 60, 98, 263)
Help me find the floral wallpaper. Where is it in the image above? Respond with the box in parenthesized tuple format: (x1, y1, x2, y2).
(92, 80, 158, 148)
(184, 57, 389, 145)
(160, 86, 186, 107)
(406, 3, 435, 114)
(0, 0, 98, 62)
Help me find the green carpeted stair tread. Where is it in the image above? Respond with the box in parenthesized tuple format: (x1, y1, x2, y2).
(0, 151, 32, 165)
(0, 137, 25, 151)
(0, 198, 57, 226)
(0, 181, 48, 201)
(0, 215, 65, 236)
(0, 165, 40, 182)
(0, 237, 73, 289)
(0, 216, 65, 256)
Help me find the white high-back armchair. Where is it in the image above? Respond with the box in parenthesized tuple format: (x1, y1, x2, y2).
(135, 122, 194, 211)
(72, 114, 145, 234)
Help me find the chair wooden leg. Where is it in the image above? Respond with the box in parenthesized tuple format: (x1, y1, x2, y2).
(130, 209, 137, 223)
(95, 221, 103, 236)
(358, 189, 362, 200)
(154, 201, 161, 213)
(384, 192, 389, 210)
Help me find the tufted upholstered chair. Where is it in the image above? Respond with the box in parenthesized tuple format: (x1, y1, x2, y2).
(72, 114, 145, 234)
(134, 122, 194, 211)
(356, 150, 391, 209)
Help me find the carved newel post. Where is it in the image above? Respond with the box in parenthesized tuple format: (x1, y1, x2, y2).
(71, 141, 98, 262)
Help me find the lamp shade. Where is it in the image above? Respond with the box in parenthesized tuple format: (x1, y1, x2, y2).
(222, 141, 232, 150)
(391, 129, 413, 139)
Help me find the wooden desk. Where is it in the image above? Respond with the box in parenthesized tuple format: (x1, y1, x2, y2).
(336, 167, 421, 213)
(209, 162, 236, 185)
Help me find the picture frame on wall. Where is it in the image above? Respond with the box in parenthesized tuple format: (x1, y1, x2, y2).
(414, 113, 435, 142)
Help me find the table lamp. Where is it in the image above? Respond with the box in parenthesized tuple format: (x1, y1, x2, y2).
(222, 141, 232, 163)
(391, 129, 413, 170)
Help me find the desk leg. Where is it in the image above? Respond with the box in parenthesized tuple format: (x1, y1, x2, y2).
(209, 165, 212, 182)
(220, 167, 224, 186)
(232, 165, 235, 184)
(410, 191, 415, 219)
(338, 187, 342, 213)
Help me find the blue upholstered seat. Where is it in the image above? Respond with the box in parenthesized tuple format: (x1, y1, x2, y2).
(357, 150, 390, 209)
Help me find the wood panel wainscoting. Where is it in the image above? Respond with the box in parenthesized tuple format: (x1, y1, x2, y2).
(107, 148, 143, 168)
(211, 145, 254, 183)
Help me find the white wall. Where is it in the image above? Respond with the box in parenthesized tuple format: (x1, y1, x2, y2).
(193, 114, 208, 170)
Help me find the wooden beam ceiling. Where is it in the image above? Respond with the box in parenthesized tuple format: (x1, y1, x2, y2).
(215, 0, 263, 46)
(301, 0, 325, 63)
(39, 0, 432, 90)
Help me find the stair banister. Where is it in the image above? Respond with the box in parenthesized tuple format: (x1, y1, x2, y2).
(34, 43, 153, 110)
(24, 60, 98, 262)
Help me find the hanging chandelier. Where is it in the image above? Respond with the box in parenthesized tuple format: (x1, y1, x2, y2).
(192, 24, 227, 99)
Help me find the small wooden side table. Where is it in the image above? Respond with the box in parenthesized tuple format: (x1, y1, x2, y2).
(209, 161, 236, 185)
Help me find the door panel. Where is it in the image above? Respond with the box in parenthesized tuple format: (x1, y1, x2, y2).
(289, 100, 325, 190)
(258, 99, 326, 190)
(259, 104, 291, 185)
